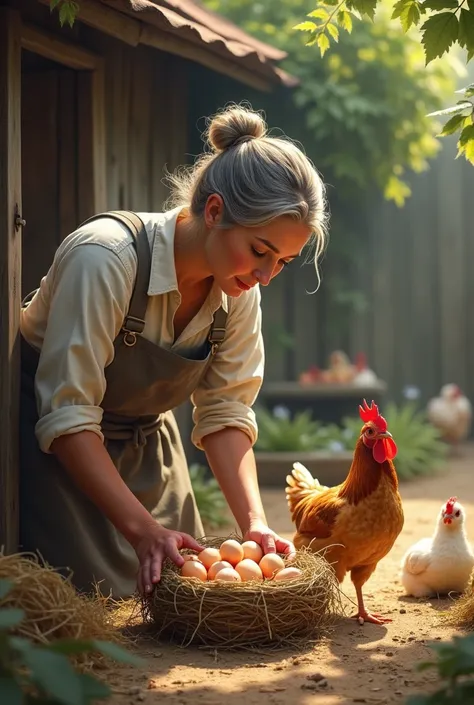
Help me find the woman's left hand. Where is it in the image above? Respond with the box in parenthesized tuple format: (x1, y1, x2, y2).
(244, 521, 296, 558)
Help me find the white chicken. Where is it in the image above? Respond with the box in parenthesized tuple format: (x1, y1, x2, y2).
(427, 384, 472, 449)
(400, 497, 474, 597)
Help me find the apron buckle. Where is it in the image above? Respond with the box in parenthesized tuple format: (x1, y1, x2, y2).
(123, 330, 137, 347)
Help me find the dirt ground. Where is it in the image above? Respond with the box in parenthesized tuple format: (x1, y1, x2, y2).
(106, 445, 474, 705)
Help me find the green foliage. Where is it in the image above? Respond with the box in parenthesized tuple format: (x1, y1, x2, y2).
(204, 0, 456, 204)
(255, 402, 447, 480)
(406, 633, 474, 704)
(427, 82, 474, 163)
(49, 0, 79, 27)
(0, 579, 141, 704)
(189, 464, 230, 530)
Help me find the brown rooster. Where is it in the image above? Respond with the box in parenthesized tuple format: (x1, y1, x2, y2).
(286, 400, 404, 625)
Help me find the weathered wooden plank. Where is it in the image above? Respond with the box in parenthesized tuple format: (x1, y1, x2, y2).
(0, 8, 22, 554)
(58, 71, 78, 239)
(129, 48, 153, 211)
(150, 52, 170, 210)
(21, 23, 99, 69)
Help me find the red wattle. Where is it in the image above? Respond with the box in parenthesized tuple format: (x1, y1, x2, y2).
(384, 437, 398, 460)
(372, 440, 386, 464)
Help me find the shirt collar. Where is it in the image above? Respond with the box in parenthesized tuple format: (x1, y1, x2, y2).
(138, 207, 228, 313)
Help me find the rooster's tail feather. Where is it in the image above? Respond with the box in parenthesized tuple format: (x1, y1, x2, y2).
(285, 461, 328, 510)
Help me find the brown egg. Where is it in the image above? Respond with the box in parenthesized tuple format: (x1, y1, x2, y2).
(241, 540, 264, 563)
(235, 559, 263, 582)
(208, 560, 233, 580)
(219, 540, 244, 566)
(213, 567, 241, 582)
(198, 547, 222, 570)
(181, 560, 207, 581)
(182, 554, 200, 562)
(259, 553, 285, 579)
(273, 567, 303, 582)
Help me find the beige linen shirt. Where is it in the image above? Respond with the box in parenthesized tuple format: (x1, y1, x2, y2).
(20, 207, 264, 454)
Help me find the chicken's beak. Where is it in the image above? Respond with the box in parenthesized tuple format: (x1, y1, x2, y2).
(378, 431, 393, 439)
(443, 515, 453, 525)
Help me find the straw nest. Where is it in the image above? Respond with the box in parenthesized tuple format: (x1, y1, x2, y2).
(141, 537, 342, 650)
(0, 552, 129, 668)
(443, 569, 474, 630)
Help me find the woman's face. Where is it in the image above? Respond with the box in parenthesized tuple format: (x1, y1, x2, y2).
(204, 195, 312, 297)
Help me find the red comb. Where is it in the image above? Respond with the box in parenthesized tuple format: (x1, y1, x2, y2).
(359, 399, 388, 433)
(445, 496, 457, 514)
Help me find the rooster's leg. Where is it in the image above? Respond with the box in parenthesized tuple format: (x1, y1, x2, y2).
(351, 565, 392, 625)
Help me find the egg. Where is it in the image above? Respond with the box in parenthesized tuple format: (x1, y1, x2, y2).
(198, 547, 222, 570)
(208, 560, 233, 580)
(235, 559, 263, 582)
(213, 567, 241, 582)
(273, 567, 303, 582)
(259, 553, 285, 579)
(182, 554, 200, 562)
(180, 560, 207, 581)
(219, 540, 244, 566)
(241, 540, 264, 563)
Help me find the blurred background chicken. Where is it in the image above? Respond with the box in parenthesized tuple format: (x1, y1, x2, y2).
(400, 497, 474, 597)
(427, 384, 472, 452)
(286, 400, 404, 625)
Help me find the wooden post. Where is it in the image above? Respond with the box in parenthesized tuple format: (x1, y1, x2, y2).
(0, 8, 22, 554)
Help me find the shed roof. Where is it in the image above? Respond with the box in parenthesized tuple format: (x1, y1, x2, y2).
(96, 0, 297, 90)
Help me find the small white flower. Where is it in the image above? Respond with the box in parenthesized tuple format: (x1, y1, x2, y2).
(403, 385, 421, 400)
(273, 405, 290, 420)
(328, 440, 345, 452)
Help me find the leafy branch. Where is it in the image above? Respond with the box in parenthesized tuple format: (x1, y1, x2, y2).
(49, 0, 80, 27)
(296, 0, 474, 65)
(427, 82, 474, 162)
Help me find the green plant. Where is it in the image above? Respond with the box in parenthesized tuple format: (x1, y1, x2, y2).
(254, 407, 323, 452)
(342, 401, 448, 480)
(189, 464, 230, 531)
(0, 579, 141, 704)
(406, 632, 474, 704)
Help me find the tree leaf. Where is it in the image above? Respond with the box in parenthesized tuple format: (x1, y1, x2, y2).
(317, 31, 331, 55)
(455, 81, 474, 96)
(423, 0, 458, 9)
(294, 20, 318, 31)
(0, 678, 24, 705)
(91, 640, 143, 666)
(336, 9, 353, 30)
(22, 649, 82, 705)
(426, 100, 472, 116)
(401, 1, 422, 31)
(327, 23, 340, 40)
(352, 0, 377, 18)
(421, 12, 459, 64)
(308, 8, 330, 20)
(439, 112, 467, 135)
(0, 579, 13, 601)
(0, 608, 25, 629)
(458, 7, 474, 50)
(77, 673, 111, 701)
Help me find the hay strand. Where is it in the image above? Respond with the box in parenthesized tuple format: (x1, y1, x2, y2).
(0, 552, 128, 668)
(141, 537, 342, 650)
(443, 570, 474, 630)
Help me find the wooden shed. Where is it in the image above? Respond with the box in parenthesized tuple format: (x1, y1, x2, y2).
(0, 0, 293, 552)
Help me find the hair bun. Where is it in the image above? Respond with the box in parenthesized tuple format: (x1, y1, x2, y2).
(207, 105, 267, 152)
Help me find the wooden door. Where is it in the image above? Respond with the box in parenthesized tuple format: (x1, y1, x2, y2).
(0, 8, 22, 554)
(21, 51, 78, 296)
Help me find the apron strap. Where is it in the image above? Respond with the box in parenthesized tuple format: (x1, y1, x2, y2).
(208, 304, 228, 354)
(79, 210, 151, 344)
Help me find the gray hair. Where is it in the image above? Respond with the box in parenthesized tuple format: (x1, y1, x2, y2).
(166, 104, 328, 287)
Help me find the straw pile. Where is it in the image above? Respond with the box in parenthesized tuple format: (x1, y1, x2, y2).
(0, 552, 127, 668)
(443, 569, 474, 630)
(141, 538, 342, 649)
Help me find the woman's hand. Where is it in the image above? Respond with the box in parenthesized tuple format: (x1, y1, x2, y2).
(132, 522, 205, 595)
(244, 521, 296, 558)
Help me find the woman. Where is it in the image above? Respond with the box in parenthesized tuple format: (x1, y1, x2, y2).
(19, 104, 328, 598)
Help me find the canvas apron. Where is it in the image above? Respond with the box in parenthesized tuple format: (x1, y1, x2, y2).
(19, 211, 228, 598)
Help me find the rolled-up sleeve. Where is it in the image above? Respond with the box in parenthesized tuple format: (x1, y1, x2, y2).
(34, 243, 133, 453)
(191, 286, 265, 449)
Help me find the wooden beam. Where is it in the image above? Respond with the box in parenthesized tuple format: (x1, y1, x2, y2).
(0, 8, 22, 555)
(38, 0, 141, 47)
(140, 25, 272, 93)
(21, 23, 100, 70)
